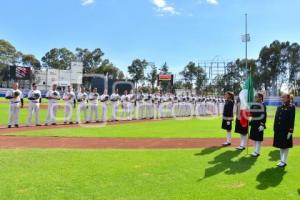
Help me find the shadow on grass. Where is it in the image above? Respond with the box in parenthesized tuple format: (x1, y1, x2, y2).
(256, 167, 286, 190)
(199, 150, 258, 181)
(194, 147, 222, 156)
(268, 150, 280, 161)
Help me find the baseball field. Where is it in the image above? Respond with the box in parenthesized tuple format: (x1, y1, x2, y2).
(0, 98, 299, 200)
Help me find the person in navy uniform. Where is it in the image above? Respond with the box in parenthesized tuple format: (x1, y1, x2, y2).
(273, 94, 295, 168)
(249, 92, 267, 157)
(221, 91, 235, 146)
(234, 97, 249, 150)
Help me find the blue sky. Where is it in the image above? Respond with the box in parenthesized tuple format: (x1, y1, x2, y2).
(1, 0, 300, 75)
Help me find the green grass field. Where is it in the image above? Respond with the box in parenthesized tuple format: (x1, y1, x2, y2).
(1, 97, 300, 199)
(0, 148, 299, 200)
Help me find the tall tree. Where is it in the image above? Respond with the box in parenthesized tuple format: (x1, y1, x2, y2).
(21, 54, 41, 70)
(257, 40, 289, 95)
(180, 62, 198, 90)
(75, 48, 104, 74)
(0, 40, 21, 85)
(128, 59, 148, 88)
(95, 59, 124, 79)
(195, 65, 207, 94)
(42, 48, 75, 70)
(147, 64, 158, 90)
(159, 62, 169, 74)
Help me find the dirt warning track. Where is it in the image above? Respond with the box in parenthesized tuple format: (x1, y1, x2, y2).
(0, 136, 299, 149)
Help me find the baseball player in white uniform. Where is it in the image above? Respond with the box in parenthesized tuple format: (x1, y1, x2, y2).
(63, 85, 76, 124)
(99, 89, 109, 122)
(120, 90, 130, 120)
(88, 87, 100, 122)
(45, 84, 61, 126)
(26, 83, 42, 126)
(110, 89, 120, 121)
(5, 82, 23, 128)
(76, 86, 88, 124)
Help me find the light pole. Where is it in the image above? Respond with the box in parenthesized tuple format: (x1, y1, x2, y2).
(242, 13, 250, 72)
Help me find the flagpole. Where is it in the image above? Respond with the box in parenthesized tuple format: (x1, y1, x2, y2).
(245, 13, 250, 156)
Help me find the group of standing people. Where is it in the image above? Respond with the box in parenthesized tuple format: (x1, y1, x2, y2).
(221, 91, 296, 168)
(5, 82, 226, 127)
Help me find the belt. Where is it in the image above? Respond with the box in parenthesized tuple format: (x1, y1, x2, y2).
(10, 101, 20, 104)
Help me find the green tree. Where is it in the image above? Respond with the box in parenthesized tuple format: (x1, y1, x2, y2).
(75, 48, 104, 74)
(128, 59, 148, 88)
(147, 64, 158, 90)
(21, 54, 41, 70)
(42, 48, 75, 70)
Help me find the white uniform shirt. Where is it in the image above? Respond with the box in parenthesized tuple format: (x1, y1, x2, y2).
(63, 91, 75, 104)
(46, 90, 60, 104)
(77, 92, 88, 104)
(110, 93, 119, 102)
(5, 89, 23, 104)
(28, 89, 41, 103)
(100, 94, 109, 103)
(88, 92, 99, 105)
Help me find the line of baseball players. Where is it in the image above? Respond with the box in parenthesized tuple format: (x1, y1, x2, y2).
(5, 82, 226, 127)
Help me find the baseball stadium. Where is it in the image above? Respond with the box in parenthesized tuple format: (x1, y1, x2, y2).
(1, 0, 300, 200)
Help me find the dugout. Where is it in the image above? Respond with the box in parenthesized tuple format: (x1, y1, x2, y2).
(91, 77, 134, 95)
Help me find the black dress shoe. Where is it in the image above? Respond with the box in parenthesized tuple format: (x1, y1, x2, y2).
(69, 122, 73, 125)
(36, 124, 42, 126)
(52, 123, 57, 126)
(222, 142, 231, 147)
(8, 125, 12, 128)
(277, 161, 287, 168)
(14, 124, 19, 128)
(251, 152, 260, 157)
(236, 146, 246, 151)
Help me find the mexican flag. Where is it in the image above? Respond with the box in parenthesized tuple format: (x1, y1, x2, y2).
(238, 73, 254, 128)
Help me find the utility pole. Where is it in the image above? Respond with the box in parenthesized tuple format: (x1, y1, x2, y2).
(242, 13, 250, 73)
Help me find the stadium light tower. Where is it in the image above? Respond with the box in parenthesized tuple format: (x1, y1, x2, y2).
(242, 13, 250, 70)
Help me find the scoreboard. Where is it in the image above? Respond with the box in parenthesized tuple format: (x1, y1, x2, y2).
(9, 66, 32, 80)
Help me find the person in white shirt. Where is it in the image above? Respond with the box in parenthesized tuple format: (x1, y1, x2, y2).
(88, 87, 100, 123)
(120, 90, 129, 120)
(76, 86, 88, 124)
(5, 82, 23, 128)
(110, 89, 120, 121)
(45, 84, 61, 126)
(100, 89, 109, 122)
(63, 85, 75, 124)
(26, 82, 42, 126)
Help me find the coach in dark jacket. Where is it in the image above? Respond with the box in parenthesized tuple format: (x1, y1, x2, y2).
(249, 93, 267, 157)
(273, 94, 295, 168)
(221, 91, 234, 146)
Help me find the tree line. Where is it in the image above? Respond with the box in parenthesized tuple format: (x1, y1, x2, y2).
(1, 39, 300, 95)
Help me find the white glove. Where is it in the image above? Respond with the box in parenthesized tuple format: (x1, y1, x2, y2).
(226, 121, 231, 126)
(258, 125, 264, 132)
(287, 132, 292, 140)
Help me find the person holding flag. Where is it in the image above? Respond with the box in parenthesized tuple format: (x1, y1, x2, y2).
(273, 94, 295, 168)
(235, 71, 254, 151)
(249, 92, 267, 157)
(221, 91, 235, 146)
